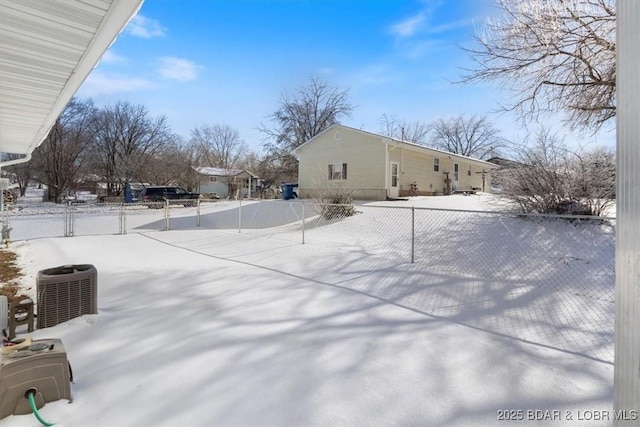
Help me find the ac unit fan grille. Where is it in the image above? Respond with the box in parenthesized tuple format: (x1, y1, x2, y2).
(37, 265, 97, 329)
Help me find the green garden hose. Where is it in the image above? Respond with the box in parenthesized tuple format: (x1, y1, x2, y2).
(26, 391, 54, 427)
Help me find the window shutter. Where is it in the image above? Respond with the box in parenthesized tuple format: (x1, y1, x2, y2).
(328, 164, 333, 180)
(342, 163, 347, 180)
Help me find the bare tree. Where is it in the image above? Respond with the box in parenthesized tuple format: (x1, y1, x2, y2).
(190, 124, 247, 170)
(140, 136, 199, 191)
(91, 102, 172, 195)
(568, 146, 615, 215)
(236, 150, 262, 173)
(378, 113, 430, 144)
(429, 114, 506, 159)
(259, 77, 353, 180)
(30, 98, 97, 203)
(496, 127, 615, 215)
(461, 0, 616, 131)
(3, 154, 32, 196)
(499, 128, 570, 213)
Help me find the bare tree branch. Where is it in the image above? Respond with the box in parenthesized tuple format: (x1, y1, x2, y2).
(259, 77, 353, 181)
(460, 0, 616, 132)
(378, 113, 431, 144)
(496, 127, 615, 215)
(190, 124, 247, 171)
(91, 102, 171, 195)
(429, 114, 507, 159)
(30, 98, 97, 202)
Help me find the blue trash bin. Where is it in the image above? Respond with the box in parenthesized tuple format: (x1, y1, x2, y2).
(124, 183, 133, 203)
(281, 183, 296, 200)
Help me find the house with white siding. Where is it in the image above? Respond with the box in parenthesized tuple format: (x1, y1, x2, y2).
(292, 124, 499, 200)
(193, 167, 260, 199)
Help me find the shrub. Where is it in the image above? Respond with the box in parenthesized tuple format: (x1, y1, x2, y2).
(496, 128, 615, 216)
(309, 185, 359, 220)
(319, 193, 357, 219)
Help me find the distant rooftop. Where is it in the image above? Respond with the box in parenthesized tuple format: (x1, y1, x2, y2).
(194, 167, 256, 177)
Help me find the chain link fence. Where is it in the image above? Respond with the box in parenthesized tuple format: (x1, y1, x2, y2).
(4, 198, 615, 362)
(4, 199, 207, 239)
(241, 200, 614, 363)
(297, 202, 615, 363)
(298, 203, 615, 302)
(5, 201, 616, 301)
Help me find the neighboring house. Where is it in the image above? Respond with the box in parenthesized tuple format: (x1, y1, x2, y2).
(292, 124, 499, 200)
(193, 167, 260, 198)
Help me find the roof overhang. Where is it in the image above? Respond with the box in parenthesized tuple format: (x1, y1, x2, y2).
(0, 0, 144, 165)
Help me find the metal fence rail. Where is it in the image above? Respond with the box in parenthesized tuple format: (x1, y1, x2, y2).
(8, 198, 613, 301)
(4, 198, 616, 362)
(5, 199, 616, 304)
(296, 202, 615, 363)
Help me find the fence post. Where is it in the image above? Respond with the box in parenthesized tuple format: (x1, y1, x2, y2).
(164, 199, 170, 231)
(238, 198, 242, 233)
(120, 203, 127, 234)
(72, 202, 76, 236)
(411, 206, 415, 263)
(1, 206, 11, 247)
(64, 203, 68, 237)
(302, 201, 305, 244)
(65, 201, 74, 237)
(196, 198, 201, 227)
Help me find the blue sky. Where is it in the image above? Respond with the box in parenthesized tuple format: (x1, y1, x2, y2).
(77, 0, 614, 153)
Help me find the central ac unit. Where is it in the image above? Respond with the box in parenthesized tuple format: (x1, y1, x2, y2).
(36, 264, 98, 329)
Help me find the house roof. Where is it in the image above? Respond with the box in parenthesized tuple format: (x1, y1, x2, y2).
(292, 124, 499, 169)
(486, 156, 523, 168)
(0, 0, 143, 164)
(193, 167, 257, 178)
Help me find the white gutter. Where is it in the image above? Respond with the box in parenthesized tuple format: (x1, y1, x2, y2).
(0, 152, 32, 169)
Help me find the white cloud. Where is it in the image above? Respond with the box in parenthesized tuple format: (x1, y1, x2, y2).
(389, 2, 472, 39)
(389, 12, 426, 37)
(156, 57, 201, 82)
(316, 67, 335, 75)
(126, 15, 166, 38)
(78, 72, 153, 96)
(427, 19, 474, 34)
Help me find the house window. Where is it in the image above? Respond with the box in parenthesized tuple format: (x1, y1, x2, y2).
(468, 164, 472, 176)
(454, 163, 459, 181)
(209, 176, 217, 182)
(434, 158, 440, 172)
(328, 163, 348, 180)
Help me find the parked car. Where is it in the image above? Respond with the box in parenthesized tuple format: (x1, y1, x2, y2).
(138, 186, 200, 207)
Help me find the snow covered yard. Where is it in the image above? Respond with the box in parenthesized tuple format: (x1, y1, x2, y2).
(2, 194, 615, 426)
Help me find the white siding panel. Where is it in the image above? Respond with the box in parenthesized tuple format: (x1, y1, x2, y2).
(615, 1, 640, 424)
(298, 127, 386, 199)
